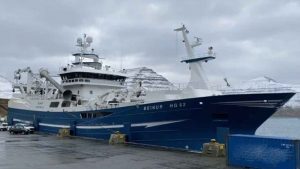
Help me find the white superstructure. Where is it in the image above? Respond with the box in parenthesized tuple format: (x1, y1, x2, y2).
(58, 34, 127, 100)
(10, 26, 221, 112)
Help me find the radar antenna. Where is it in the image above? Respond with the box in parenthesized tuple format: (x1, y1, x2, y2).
(191, 37, 202, 48)
(74, 34, 98, 64)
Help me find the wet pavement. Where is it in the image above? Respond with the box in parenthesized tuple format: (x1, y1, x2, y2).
(0, 132, 238, 169)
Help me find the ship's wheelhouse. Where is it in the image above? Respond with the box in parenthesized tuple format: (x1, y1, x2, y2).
(59, 70, 127, 100)
(60, 72, 126, 83)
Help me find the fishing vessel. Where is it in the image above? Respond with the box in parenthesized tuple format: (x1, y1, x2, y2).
(7, 25, 295, 151)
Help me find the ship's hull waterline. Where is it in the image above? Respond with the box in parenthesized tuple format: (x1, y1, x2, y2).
(8, 92, 294, 151)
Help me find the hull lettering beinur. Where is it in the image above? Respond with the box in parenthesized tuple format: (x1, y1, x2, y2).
(8, 26, 295, 151)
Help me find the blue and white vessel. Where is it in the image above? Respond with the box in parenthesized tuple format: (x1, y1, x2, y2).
(8, 25, 295, 151)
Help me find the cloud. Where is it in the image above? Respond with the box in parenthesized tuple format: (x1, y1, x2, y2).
(0, 0, 299, 86)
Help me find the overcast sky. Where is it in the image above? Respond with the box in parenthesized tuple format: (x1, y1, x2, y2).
(0, 0, 299, 86)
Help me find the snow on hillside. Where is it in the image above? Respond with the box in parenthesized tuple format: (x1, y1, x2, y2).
(0, 75, 12, 99)
(124, 69, 300, 108)
(287, 87, 300, 108)
(221, 76, 300, 108)
(125, 67, 175, 90)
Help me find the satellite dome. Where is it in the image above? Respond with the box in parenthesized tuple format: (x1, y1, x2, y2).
(86, 36, 93, 44)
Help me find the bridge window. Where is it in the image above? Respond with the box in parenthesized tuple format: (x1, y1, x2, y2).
(60, 72, 126, 82)
(61, 101, 71, 107)
(50, 102, 59, 108)
(80, 112, 113, 119)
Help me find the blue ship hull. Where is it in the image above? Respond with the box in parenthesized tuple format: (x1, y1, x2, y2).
(7, 92, 294, 151)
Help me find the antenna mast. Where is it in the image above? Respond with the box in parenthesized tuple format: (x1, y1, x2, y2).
(76, 34, 94, 64)
(174, 25, 215, 90)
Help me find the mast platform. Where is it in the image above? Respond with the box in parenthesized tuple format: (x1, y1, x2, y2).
(181, 56, 215, 63)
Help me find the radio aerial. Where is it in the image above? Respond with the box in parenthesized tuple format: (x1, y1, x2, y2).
(194, 37, 202, 43)
(77, 38, 83, 46)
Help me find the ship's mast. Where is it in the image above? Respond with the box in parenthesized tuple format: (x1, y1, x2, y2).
(75, 34, 99, 63)
(174, 25, 215, 90)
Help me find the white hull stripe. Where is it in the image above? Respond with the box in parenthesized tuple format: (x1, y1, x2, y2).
(39, 123, 70, 128)
(215, 104, 278, 108)
(213, 100, 283, 108)
(223, 99, 281, 103)
(77, 119, 186, 129)
(214, 100, 282, 104)
(13, 118, 32, 124)
(76, 125, 123, 129)
(32, 120, 186, 129)
(131, 119, 186, 128)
